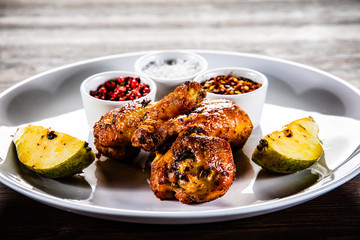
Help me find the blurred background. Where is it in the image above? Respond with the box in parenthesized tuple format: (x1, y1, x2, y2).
(1, 0, 359, 92)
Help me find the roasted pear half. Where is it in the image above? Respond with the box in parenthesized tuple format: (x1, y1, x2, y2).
(13, 125, 95, 178)
(252, 117, 323, 173)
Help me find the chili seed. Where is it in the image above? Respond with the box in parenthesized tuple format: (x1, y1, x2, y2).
(201, 74, 262, 95)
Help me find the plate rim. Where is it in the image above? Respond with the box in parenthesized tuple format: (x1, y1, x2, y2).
(2, 49, 360, 101)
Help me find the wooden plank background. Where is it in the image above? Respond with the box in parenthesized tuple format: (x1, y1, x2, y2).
(0, 0, 359, 239)
(1, 0, 359, 92)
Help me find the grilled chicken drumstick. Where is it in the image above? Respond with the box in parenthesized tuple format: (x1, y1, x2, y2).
(93, 81, 206, 161)
(132, 99, 253, 153)
(150, 130, 236, 204)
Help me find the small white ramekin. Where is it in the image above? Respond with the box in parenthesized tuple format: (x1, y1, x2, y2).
(194, 67, 268, 128)
(134, 50, 208, 100)
(80, 71, 157, 128)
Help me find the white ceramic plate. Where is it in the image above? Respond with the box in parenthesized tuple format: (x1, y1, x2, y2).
(0, 50, 359, 224)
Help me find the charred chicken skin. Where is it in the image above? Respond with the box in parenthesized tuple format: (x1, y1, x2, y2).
(93, 81, 206, 161)
(132, 99, 253, 152)
(150, 132, 236, 204)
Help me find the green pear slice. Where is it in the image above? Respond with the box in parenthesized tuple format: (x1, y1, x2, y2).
(252, 117, 323, 173)
(13, 125, 95, 178)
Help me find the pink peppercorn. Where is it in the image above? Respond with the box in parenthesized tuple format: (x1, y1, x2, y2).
(90, 76, 150, 101)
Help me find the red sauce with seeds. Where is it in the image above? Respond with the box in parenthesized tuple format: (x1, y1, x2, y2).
(90, 77, 151, 101)
(201, 74, 262, 95)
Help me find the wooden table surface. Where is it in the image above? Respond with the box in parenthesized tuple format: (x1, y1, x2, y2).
(1, 0, 359, 239)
